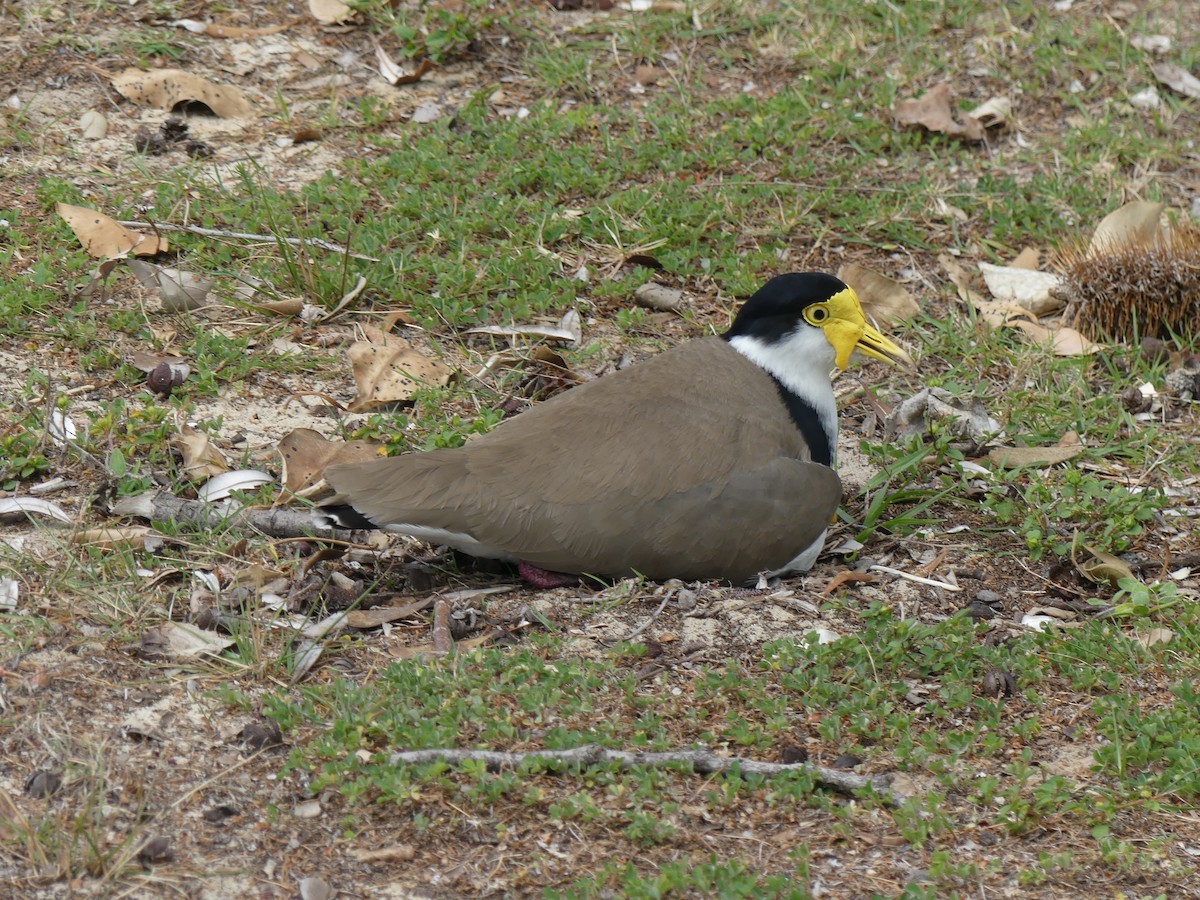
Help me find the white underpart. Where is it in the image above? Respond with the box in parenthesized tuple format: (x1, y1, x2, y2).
(768, 527, 828, 578)
(727, 327, 839, 466)
(382, 524, 517, 561)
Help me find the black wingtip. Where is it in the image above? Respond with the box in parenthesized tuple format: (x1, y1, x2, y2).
(314, 503, 378, 531)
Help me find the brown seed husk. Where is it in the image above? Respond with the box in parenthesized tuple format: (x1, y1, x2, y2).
(1058, 225, 1200, 342)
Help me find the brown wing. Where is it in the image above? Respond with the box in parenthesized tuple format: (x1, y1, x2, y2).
(322, 338, 839, 580)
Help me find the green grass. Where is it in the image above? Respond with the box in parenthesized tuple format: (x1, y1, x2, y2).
(2, 0, 1199, 893)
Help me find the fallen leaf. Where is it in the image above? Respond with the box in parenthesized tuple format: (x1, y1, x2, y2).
(172, 423, 230, 482)
(345, 597, 434, 629)
(1010, 247, 1042, 270)
(277, 428, 383, 495)
(1007, 317, 1099, 356)
(143, 621, 235, 658)
(1075, 545, 1135, 586)
(634, 64, 663, 85)
(1087, 200, 1165, 257)
(347, 328, 453, 412)
(256, 297, 306, 316)
(57, 203, 165, 258)
(111, 68, 252, 118)
(967, 95, 1011, 129)
(838, 264, 920, 323)
(127, 259, 214, 311)
(1152, 62, 1200, 99)
(374, 43, 435, 86)
(939, 253, 985, 309)
(1136, 627, 1173, 649)
(987, 431, 1084, 468)
(892, 82, 983, 141)
(0, 497, 73, 524)
(889, 387, 1004, 447)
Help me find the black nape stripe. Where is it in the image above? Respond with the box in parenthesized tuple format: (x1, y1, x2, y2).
(319, 504, 378, 530)
(770, 376, 832, 467)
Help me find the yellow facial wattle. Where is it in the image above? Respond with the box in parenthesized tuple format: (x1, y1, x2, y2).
(818, 287, 912, 370)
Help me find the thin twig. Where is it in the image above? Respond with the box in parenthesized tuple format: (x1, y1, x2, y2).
(114, 221, 378, 260)
(623, 592, 672, 643)
(870, 564, 962, 592)
(388, 745, 902, 803)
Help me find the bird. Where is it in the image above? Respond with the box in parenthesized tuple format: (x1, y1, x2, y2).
(316, 272, 910, 585)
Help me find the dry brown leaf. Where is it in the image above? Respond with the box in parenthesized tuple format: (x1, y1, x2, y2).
(310, 0, 354, 24)
(347, 330, 453, 412)
(1152, 62, 1200, 99)
(1007, 317, 1099, 356)
(129, 351, 189, 375)
(987, 431, 1084, 469)
(256, 298, 306, 317)
(1136, 627, 1174, 649)
(1010, 247, 1042, 270)
(345, 598, 434, 629)
(1087, 201, 1165, 257)
(277, 427, 385, 495)
(143, 621, 234, 658)
(1075, 545, 1135, 586)
(939, 253, 985, 308)
(967, 96, 1011, 129)
(171, 423, 230, 482)
(838, 264, 920, 324)
(77, 258, 124, 301)
(892, 82, 984, 141)
(127, 260, 214, 311)
(111, 68, 252, 118)
(374, 44, 436, 86)
(57, 203, 165, 258)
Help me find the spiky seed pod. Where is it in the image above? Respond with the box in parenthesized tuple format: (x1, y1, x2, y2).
(1057, 224, 1200, 342)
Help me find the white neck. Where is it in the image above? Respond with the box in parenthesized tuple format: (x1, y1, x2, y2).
(727, 329, 839, 466)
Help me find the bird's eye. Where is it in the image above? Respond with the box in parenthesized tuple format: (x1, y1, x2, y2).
(805, 304, 829, 325)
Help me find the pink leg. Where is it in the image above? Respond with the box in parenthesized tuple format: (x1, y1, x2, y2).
(518, 561, 581, 589)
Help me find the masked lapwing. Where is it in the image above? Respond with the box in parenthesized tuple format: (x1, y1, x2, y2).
(316, 272, 910, 584)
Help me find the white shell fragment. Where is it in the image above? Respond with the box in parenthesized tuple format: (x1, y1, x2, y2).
(80, 110, 108, 139)
(47, 410, 78, 446)
(1021, 614, 1059, 632)
(0, 577, 18, 611)
(197, 470, 274, 503)
(978, 263, 1063, 314)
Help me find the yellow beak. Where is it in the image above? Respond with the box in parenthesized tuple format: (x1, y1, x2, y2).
(823, 288, 913, 370)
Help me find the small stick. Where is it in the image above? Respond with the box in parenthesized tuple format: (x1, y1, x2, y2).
(869, 564, 962, 592)
(388, 745, 903, 804)
(115, 220, 378, 260)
